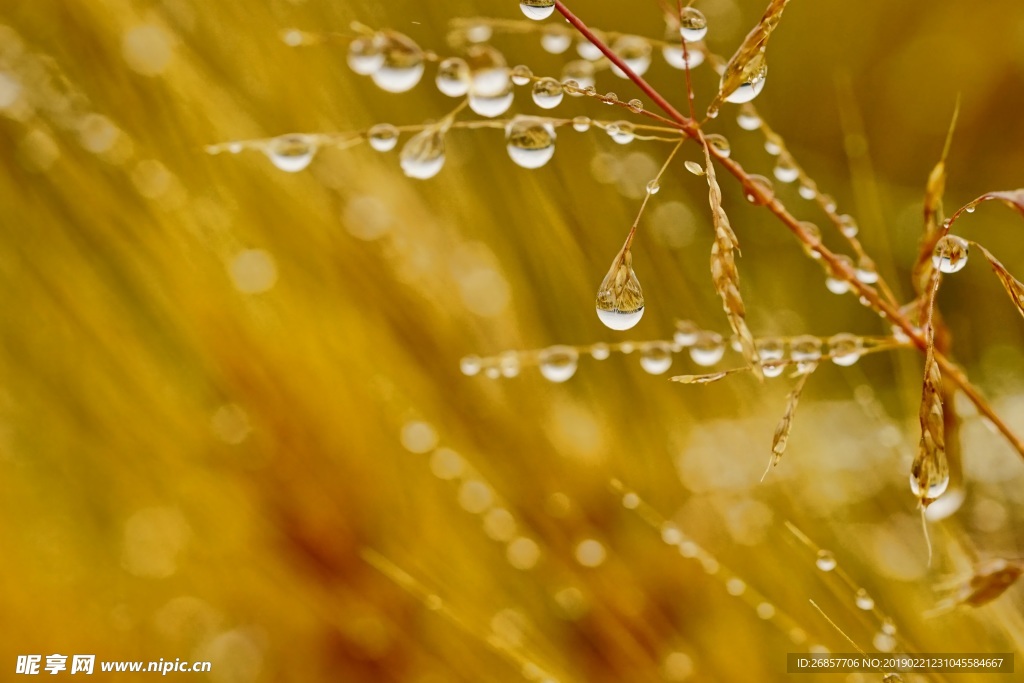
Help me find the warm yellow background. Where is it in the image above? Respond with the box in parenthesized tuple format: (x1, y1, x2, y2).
(2, 1, 1024, 681)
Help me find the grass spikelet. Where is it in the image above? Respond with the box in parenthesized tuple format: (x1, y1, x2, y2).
(911, 273, 949, 509)
(763, 368, 813, 480)
(973, 242, 1024, 320)
(706, 0, 791, 117)
(703, 144, 762, 379)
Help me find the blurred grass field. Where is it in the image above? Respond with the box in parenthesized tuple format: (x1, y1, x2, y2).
(3, 0, 1024, 681)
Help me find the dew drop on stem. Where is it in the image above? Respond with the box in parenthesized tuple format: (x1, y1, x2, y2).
(520, 0, 555, 21)
(596, 243, 644, 331)
(265, 134, 317, 172)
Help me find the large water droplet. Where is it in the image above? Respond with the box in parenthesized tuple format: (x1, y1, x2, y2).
(679, 7, 708, 42)
(399, 127, 445, 179)
(704, 133, 731, 158)
(367, 123, 399, 152)
(510, 64, 533, 86)
(460, 355, 482, 376)
(609, 35, 652, 78)
(520, 0, 556, 20)
(531, 77, 563, 109)
(596, 245, 644, 331)
(909, 468, 950, 500)
(662, 40, 705, 70)
(723, 52, 767, 104)
(572, 116, 591, 132)
(827, 333, 862, 367)
(690, 331, 725, 366)
(576, 38, 604, 61)
(540, 26, 572, 54)
(932, 235, 969, 274)
(607, 120, 635, 145)
(435, 57, 470, 97)
(639, 342, 673, 375)
(815, 549, 837, 571)
(773, 158, 799, 183)
(347, 35, 384, 75)
(469, 87, 515, 117)
(539, 345, 579, 382)
(370, 32, 425, 93)
(506, 116, 556, 169)
(790, 335, 822, 372)
(854, 588, 874, 611)
(265, 134, 317, 172)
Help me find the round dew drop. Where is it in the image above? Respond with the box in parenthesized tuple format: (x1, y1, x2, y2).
(724, 54, 767, 104)
(538, 345, 579, 383)
(815, 549, 837, 572)
(520, 0, 556, 20)
(608, 121, 635, 144)
(932, 235, 969, 273)
(679, 7, 708, 42)
(531, 77, 564, 109)
(367, 123, 399, 152)
(510, 64, 533, 86)
(909, 470, 950, 500)
(506, 117, 556, 169)
(399, 128, 446, 179)
(609, 35, 652, 78)
(371, 33, 426, 93)
(469, 89, 515, 118)
(827, 333, 862, 366)
(265, 134, 317, 172)
(855, 588, 875, 611)
(773, 159, 799, 183)
(540, 28, 572, 54)
(597, 307, 643, 331)
(704, 134, 731, 158)
(689, 332, 725, 366)
(435, 57, 470, 97)
(347, 36, 384, 75)
(645, 179, 660, 195)
(572, 116, 591, 132)
(736, 109, 761, 130)
(639, 342, 673, 375)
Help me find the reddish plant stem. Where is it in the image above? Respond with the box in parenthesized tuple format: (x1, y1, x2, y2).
(554, 0, 1024, 461)
(554, 1, 695, 133)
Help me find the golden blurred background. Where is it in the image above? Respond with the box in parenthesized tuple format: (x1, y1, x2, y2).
(3, 0, 1024, 681)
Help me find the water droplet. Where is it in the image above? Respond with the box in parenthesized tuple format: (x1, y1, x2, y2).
(510, 64, 533, 86)
(838, 214, 859, 238)
(909, 469, 950, 500)
(762, 361, 785, 378)
(367, 123, 399, 152)
(757, 338, 785, 362)
(574, 538, 607, 567)
(435, 57, 470, 97)
(798, 182, 817, 200)
(506, 116, 556, 169)
(873, 630, 897, 653)
(639, 342, 673, 375)
(763, 137, 782, 156)
(745, 174, 774, 204)
(464, 23, 493, 43)
(790, 335, 822, 371)
(499, 351, 521, 377)
(820, 194, 838, 212)
(827, 333, 862, 367)
(531, 77, 563, 109)
(469, 87, 515, 117)
(622, 491, 640, 509)
(485, 367, 501, 379)
(572, 116, 591, 132)
(726, 577, 746, 596)
(674, 320, 700, 346)
(265, 134, 317, 172)
(679, 7, 708, 42)
(608, 120, 635, 144)
(723, 52, 767, 104)
(704, 133, 730, 158)
(645, 179, 660, 195)
(736, 107, 761, 130)
(371, 32, 425, 93)
(539, 345, 579, 382)
(627, 98, 643, 113)
(815, 549, 837, 571)
(506, 537, 541, 570)
(825, 255, 854, 294)
(589, 343, 610, 360)
(773, 158, 799, 183)
(347, 35, 384, 75)
(596, 245, 644, 331)
(399, 127, 445, 179)
(660, 522, 683, 545)
(541, 27, 572, 54)
(602, 92, 618, 105)
(799, 222, 822, 258)
(576, 38, 603, 61)
(460, 355, 482, 376)
(684, 160, 705, 176)
(609, 35, 652, 78)
(855, 588, 875, 611)
(561, 60, 595, 92)
(932, 234, 969, 273)
(856, 256, 879, 283)
(756, 603, 776, 620)
(520, 0, 555, 20)
(689, 331, 725, 366)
